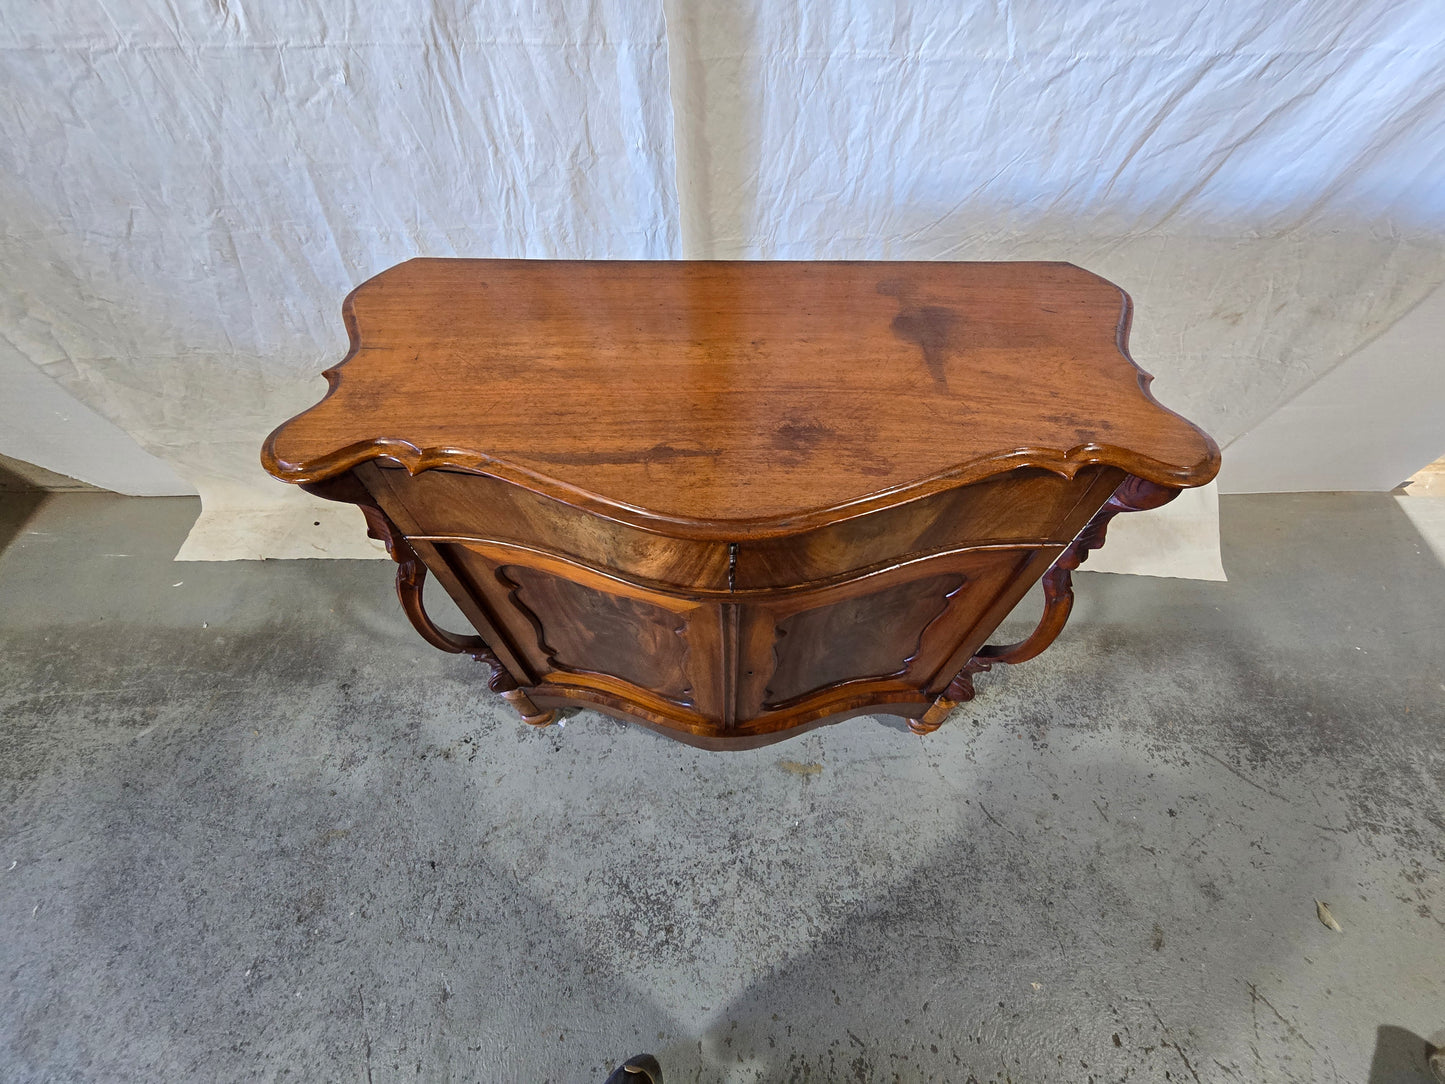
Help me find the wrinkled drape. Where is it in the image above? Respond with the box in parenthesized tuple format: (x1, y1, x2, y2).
(2, 1, 1442, 570)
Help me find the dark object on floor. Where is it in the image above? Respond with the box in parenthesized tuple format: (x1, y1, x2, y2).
(604, 1053, 661, 1083)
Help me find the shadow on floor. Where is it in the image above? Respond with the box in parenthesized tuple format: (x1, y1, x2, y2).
(0, 460, 47, 556)
(1366, 1025, 1444, 1083)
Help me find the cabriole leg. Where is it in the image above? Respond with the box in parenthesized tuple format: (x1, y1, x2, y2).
(908, 658, 990, 735)
(302, 475, 555, 728)
(912, 475, 1180, 734)
(388, 519, 557, 728)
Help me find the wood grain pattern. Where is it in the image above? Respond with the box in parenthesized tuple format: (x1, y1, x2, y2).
(263, 260, 1219, 540)
(498, 563, 695, 707)
(733, 465, 1125, 589)
(763, 572, 965, 707)
(264, 260, 1221, 748)
(359, 461, 732, 589)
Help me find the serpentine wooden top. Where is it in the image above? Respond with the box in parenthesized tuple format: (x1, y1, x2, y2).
(263, 259, 1219, 539)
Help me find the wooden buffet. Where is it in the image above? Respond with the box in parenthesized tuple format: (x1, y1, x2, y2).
(262, 259, 1219, 749)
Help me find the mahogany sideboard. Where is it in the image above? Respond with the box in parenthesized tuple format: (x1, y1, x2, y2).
(262, 259, 1219, 750)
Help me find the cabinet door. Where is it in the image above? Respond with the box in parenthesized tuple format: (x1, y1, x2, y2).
(436, 539, 727, 728)
(733, 547, 1042, 728)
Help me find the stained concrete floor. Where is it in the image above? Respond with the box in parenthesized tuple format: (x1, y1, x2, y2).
(1, 492, 1442, 1083)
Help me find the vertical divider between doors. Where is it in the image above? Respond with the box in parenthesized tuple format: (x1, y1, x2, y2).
(719, 602, 740, 730)
(721, 540, 741, 728)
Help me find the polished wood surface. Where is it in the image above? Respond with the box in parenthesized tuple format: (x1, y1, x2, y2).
(264, 259, 1218, 538)
(265, 260, 1220, 749)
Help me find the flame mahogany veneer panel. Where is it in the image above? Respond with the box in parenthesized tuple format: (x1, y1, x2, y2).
(263, 260, 1219, 748)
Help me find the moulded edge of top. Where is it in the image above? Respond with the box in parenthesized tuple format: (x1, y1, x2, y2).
(261, 260, 1222, 541)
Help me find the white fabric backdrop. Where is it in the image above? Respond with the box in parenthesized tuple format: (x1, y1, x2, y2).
(663, 0, 1445, 443)
(1, 0, 679, 558)
(3, 1, 1443, 574)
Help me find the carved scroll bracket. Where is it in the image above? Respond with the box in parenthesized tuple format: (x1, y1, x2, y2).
(301, 475, 556, 728)
(909, 475, 1179, 735)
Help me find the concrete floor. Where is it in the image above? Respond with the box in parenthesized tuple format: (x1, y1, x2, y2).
(1, 492, 1442, 1083)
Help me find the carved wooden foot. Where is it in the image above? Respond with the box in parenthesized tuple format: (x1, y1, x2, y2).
(912, 475, 1181, 734)
(909, 658, 990, 734)
(472, 645, 556, 727)
(508, 700, 557, 728)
